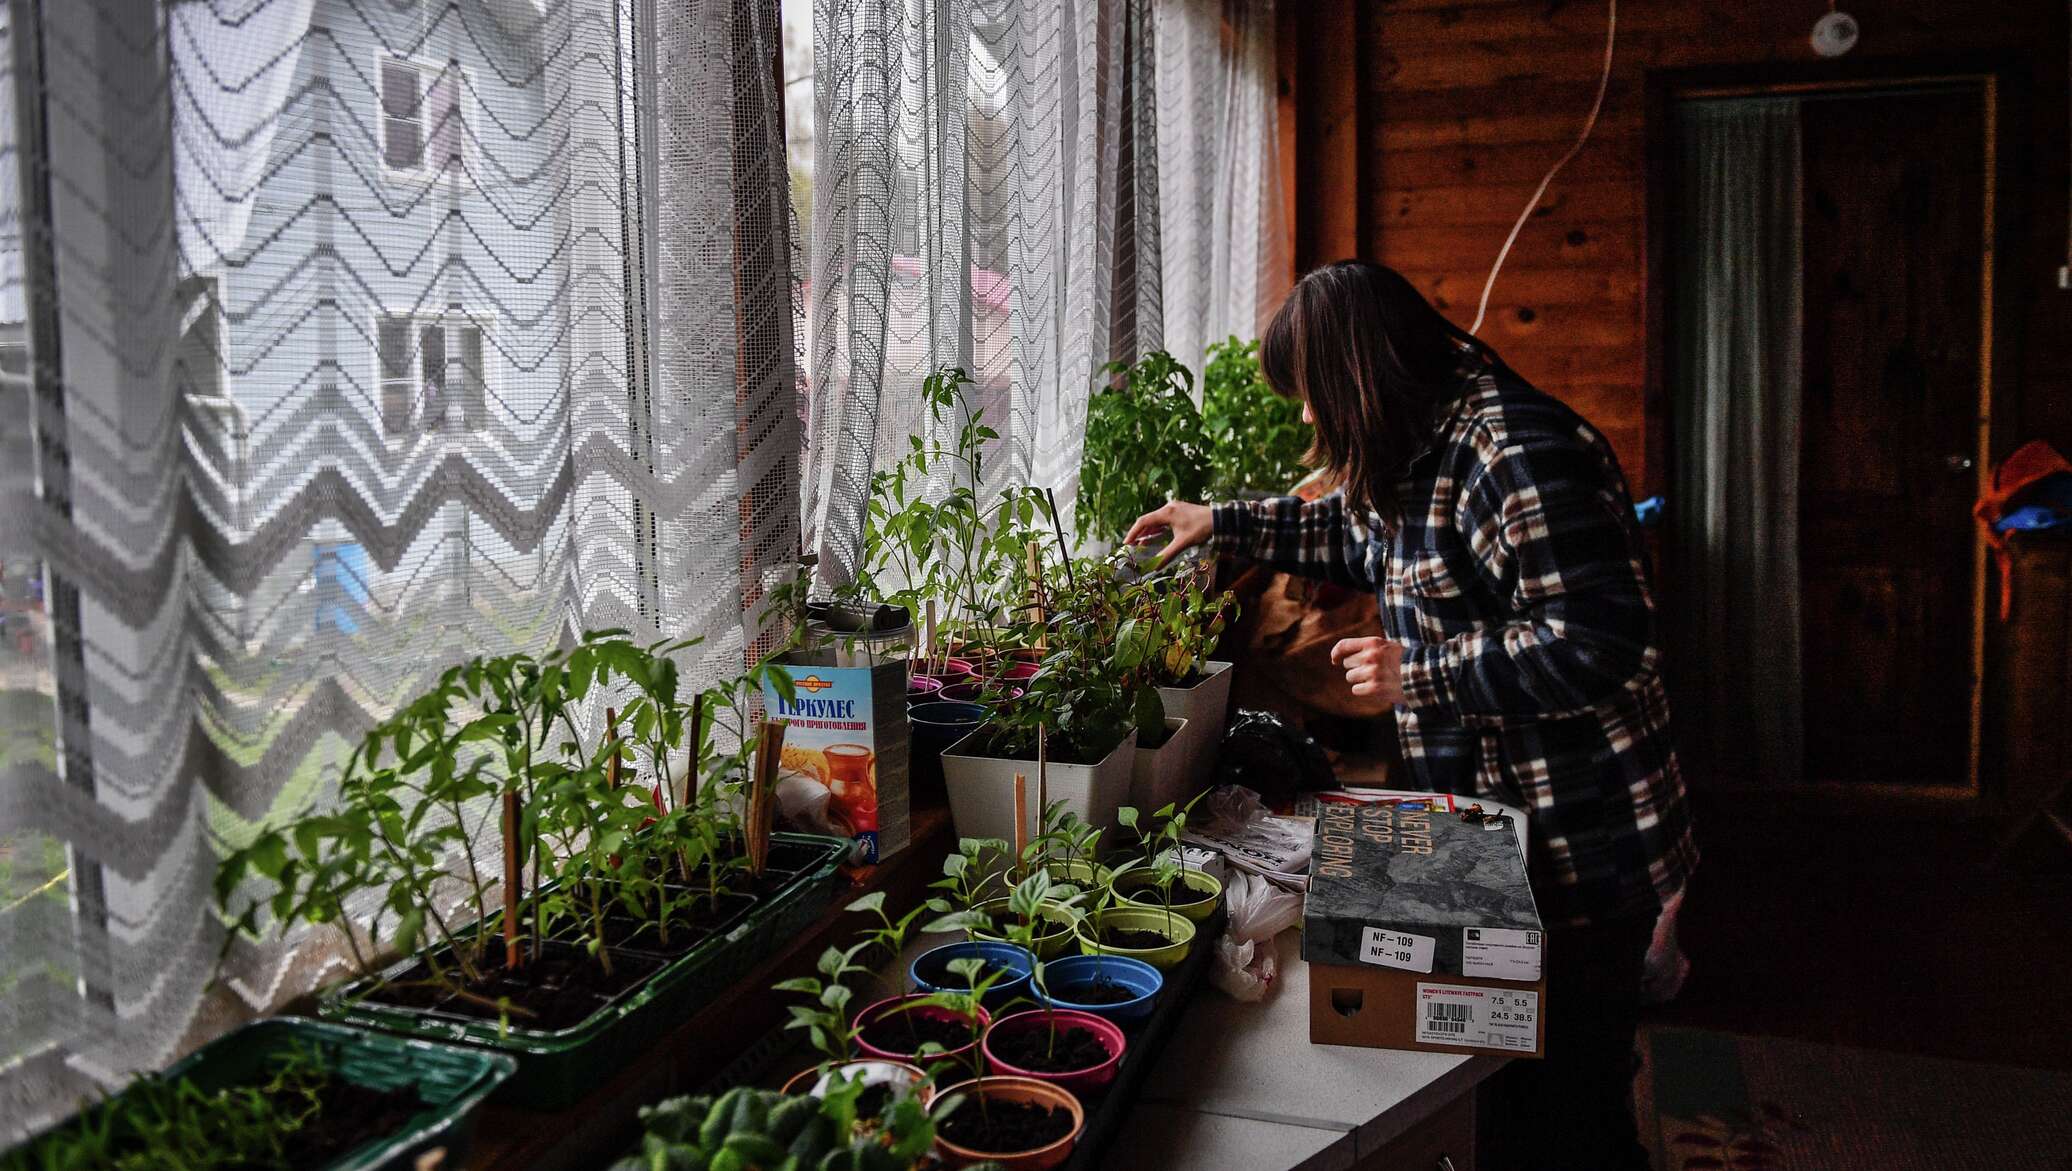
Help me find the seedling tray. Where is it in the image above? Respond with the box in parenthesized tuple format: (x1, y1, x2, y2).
(3, 1017, 513, 1171)
(1060, 902, 1226, 1169)
(324, 832, 849, 1109)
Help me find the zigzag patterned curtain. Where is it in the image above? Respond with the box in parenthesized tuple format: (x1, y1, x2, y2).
(0, 0, 796, 1132)
(801, 0, 1164, 584)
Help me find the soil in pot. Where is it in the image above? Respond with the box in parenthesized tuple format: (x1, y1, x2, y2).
(76, 1068, 425, 1170)
(376, 943, 664, 1031)
(990, 1022, 1111, 1074)
(857, 1010, 978, 1057)
(936, 1097, 1075, 1152)
(853, 1081, 896, 1119)
(271, 1079, 427, 1168)
(1098, 927, 1176, 951)
(1055, 978, 1135, 1006)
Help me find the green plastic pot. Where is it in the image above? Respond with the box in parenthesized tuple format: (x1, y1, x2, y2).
(1042, 858, 1111, 892)
(323, 832, 848, 1109)
(5, 1017, 512, 1171)
(1075, 906, 1197, 972)
(1109, 867, 1224, 923)
(970, 897, 1080, 959)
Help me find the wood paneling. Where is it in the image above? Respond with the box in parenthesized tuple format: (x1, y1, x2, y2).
(1345, 0, 2072, 499)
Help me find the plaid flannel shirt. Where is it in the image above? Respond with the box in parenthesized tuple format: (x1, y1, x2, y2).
(1212, 368, 1697, 928)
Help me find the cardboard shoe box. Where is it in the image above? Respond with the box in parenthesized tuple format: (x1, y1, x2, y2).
(1303, 795, 1547, 1057)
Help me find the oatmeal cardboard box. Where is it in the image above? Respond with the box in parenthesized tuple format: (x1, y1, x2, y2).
(1304, 794, 1547, 1057)
(765, 650, 909, 864)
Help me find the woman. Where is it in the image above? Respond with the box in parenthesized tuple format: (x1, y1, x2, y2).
(1127, 261, 1695, 1171)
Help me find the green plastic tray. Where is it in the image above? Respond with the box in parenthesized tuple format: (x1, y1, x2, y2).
(3, 1016, 513, 1171)
(325, 832, 850, 1109)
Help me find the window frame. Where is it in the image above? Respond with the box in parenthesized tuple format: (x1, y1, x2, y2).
(372, 307, 495, 437)
(375, 53, 475, 187)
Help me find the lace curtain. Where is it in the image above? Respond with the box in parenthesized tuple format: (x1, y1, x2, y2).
(0, 0, 796, 1133)
(803, 0, 1165, 583)
(801, 0, 1281, 584)
(1154, 0, 1286, 375)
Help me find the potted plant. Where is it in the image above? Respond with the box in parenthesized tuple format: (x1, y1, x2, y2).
(929, 1076, 1084, 1171)
(1129, 715, 1191, 814)
(0, 1018, 512, 1171)
(1201, 335, 1313, 499)
(775, 892, 993, 1074)
(612, 1076, 1010, 1171)
(1106, 798, 1224, 924)
(1131, 554, 1238, 794)
(215, 631, 850, 1108)
(940, 553, 1165, 842)
(959, 872, 1127, 1097)
(1075, 351, 1211, 550)
(1033, 953, 1164, 1026)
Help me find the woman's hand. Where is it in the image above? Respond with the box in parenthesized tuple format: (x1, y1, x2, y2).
(1330, 636, 1406, 704)
(1123, 501, 1213, 568)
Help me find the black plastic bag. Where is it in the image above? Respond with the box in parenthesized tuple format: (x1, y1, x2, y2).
(1213, 708, 1335, 800)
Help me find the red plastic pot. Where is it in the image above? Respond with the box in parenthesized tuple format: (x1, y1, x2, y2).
(993, 662, 1041, 683)
(912, 657, 977, 688)
(850, 994, 990, 1067)
(979, 1009, 1125, 1096)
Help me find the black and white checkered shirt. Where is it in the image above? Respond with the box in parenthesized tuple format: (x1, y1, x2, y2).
(1212, 368, 1697, 928)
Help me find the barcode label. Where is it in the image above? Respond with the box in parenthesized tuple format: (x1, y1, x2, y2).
(1415, 983, 1540, 1051)
(1424, 1002, 1470, 1033)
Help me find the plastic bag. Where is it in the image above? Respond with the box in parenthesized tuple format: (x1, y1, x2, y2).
(1211, 870, 1305, 1002)
(1213, 709, 1335, 800)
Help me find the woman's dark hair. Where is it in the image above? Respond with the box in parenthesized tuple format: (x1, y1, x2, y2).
(1260, 260, 1495, 523)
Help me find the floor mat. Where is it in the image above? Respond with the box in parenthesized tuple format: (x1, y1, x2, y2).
(1636, 1026, 2072, 1170)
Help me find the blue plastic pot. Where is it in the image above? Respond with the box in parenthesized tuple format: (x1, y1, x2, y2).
(908, 940, 1035, 1010)
(908, 700, 990, 806)
(1036, 954, 1163, 1026)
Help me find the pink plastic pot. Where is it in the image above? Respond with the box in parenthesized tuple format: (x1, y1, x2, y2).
(851, 994, 990, 1067)
(979, 1009, 1126, 1096)
(994, 662, 1042, 683)
(908, 674, 946, 700)
(940, 682, 1023, 705)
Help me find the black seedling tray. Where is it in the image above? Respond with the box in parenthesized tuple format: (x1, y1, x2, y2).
(1061, 902, 1226, 1170)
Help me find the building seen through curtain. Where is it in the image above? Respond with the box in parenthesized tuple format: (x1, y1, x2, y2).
(0, 0, 798, 1135)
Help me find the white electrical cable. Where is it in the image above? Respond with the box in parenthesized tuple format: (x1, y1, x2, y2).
(1469, 0, 1618, 336)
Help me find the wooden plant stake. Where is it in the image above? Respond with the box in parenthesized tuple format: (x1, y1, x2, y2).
(925, 600, 939, 676)
(747, 718, 789, 877)
(1013, 772, 1029, 863)
(501, 791, 522, 970)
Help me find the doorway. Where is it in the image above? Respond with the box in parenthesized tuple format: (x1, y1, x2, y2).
(1656, 75, 1995, 794)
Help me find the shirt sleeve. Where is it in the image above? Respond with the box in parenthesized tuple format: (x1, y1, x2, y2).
(1397, 434, 1658, 721)
(1209, 494, 1377, 592)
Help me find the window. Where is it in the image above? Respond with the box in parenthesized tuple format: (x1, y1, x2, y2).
(379, 57, 465, 177)
(378, 313, 488, 435)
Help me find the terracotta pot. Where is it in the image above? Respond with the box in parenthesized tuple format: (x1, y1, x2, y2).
(930, 1076, 1086, 1170)
(980, 1009, 1126, 1096)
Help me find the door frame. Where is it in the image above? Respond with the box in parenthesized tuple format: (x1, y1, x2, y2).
(1642, 56, 2023, 802)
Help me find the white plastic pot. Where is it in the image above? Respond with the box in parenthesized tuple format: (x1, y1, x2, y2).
(941, 729, 1138, 843)
(1129, 716, 1191, 812)
(1156, 660, 1232, 786)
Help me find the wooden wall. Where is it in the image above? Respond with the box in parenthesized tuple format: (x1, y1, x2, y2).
(1282, 0, 2072, 498)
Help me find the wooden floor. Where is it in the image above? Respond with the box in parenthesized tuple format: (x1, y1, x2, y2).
(1647, 794, 2072, 1071)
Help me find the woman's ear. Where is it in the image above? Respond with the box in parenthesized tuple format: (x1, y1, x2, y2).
(1301, 401, 1315, 426)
